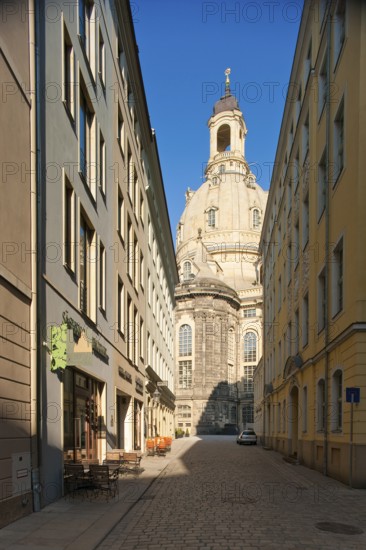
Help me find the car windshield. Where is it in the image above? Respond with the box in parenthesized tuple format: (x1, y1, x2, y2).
(243, 431, 255, 435)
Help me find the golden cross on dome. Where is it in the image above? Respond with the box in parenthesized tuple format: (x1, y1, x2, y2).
(225, 68, 231, 95)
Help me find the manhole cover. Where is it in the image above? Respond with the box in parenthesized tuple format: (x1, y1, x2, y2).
(315, 522, 363, 535)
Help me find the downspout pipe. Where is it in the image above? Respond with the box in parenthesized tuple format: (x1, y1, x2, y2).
(323, 2, 332, 478)
(29, 0, 41, 511)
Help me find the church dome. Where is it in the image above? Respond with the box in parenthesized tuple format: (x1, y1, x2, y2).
(177, 174, 267, 248)
(175, 70, 268, 292)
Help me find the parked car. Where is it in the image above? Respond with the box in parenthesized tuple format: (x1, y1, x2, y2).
(236, 429, 257, 445)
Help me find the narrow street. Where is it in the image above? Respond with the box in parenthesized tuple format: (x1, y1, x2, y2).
(99, 437, 366, 550)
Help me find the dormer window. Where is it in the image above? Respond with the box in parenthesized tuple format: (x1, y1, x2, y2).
(183, 261, 192, 281)
(253, 208, 261, 229)
(207, 208, 216, 228)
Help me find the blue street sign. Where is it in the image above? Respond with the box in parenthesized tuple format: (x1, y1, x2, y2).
(346, 387, 360, 403)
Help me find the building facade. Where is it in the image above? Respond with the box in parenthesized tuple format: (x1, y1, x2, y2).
(0, 0, 37, 527)
(26, 0, 176, 508)
(259, 0, 366, 486)
(175, 73, 268, 435)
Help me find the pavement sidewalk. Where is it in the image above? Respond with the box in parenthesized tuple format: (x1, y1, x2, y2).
(0, 437, 196, 550)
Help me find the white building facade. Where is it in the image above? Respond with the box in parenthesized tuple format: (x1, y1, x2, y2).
(175, 73, 268, 435)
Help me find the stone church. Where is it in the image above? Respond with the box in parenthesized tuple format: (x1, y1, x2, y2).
(174, 70, 268, 435)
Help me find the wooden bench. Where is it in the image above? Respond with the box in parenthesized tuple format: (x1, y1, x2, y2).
(121, 452, 142, 474)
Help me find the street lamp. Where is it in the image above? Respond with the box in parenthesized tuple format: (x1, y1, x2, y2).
(152, 388, 161, 437)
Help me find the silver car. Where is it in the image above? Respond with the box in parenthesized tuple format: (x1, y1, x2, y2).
(236, 429, 257, 445)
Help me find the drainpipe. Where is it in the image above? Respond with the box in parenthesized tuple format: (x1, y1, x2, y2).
(29, 0, 41, 511)
(323, 3, 332, 478)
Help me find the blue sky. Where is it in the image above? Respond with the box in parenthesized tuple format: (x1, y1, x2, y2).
(133, 0, 303, 239)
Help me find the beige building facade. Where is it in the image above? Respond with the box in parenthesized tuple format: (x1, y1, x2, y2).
(0, 0, 37, 527)
(259, 0, 366, 486)
(0, 0, 177, 517)
(175, 75, 268, 435)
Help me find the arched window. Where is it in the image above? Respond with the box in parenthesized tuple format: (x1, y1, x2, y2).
(253, 208, 260, 229)
(208, 208, 216, 227)
(183, 261, 192, 281)
(179, 324, 192, 356)
(244, 332, 257, 362)
(217, 124, 231, 152)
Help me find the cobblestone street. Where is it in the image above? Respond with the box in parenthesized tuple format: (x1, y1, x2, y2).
(98, 436, 366, 550)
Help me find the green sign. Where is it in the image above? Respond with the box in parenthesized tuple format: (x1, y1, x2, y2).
(50, 323, 68, 371)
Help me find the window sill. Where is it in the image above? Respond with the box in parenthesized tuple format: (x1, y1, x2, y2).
(79, 170, 97, 206)
(64, 263, 76, 282)
(62, 100, 75, 129)
(331, 429, 342, 434)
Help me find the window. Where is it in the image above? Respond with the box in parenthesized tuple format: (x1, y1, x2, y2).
(287, 179, 292, 215)
(63, 24, 74, 116)
(79, 213, 95, 318)
(134, 307, 138, 365)
(302, 114, 309, 164)
(79, 85, 96, 197)
(317, 267, 326, 332)
(294, 221, 299, 268)
(147, 271, 151, 305)
(304, 40, 311, 86)
(293, 151, 300, 189)
(294, 309, 299, 355)
(277, 403, 281, 433)
(207, 208, 216, 228)
(317, 149, 326, 220)
(127, 217, 133, 280)
(178, 405, 192, 419)
(140, 192, 144, 225)
(183, 261, 192, 281)
(318, 53, 327, 119)
(127, 295, 132, 360)
(295, 85, 301, 124)
(99, 241, 105, 311)
(79, 0, 95, 77)
(139, 251, 144, 290)
(253, 208, 260, 229)
(243, 365, 254, 393)
(302, 386, 308, 432)
(317, 379, 326, 431)
(139, 318, 144, 360)
(98, 27, 105, 86)
(332, 238, 343, 316)
(332, 370, 343, 430)
(64, 177, 75, 271)
(302, 193, 309, 248)
(302, 293, 309, 347)
(282, 399, 286, 432)
(278, 277, 282, 311)
(286, 243, 292, 286)
(99, 131, 105, 195)
(243, 308, 256, 318)
(242, 404, 253, 425)
(334, 0, 345, 67)
(179, 360, 192, 389)
(117, 278, 124, 334)
(179, 324, 192, 356)
(127, 147, 133, 199)
(333, 98, 344, 184)
(228, 329, 235, 362)
(117, 107, 125, 155)
(133, 235, 138, 290)
(244, 332, 257, 363)
(118, 191, 125, 241)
